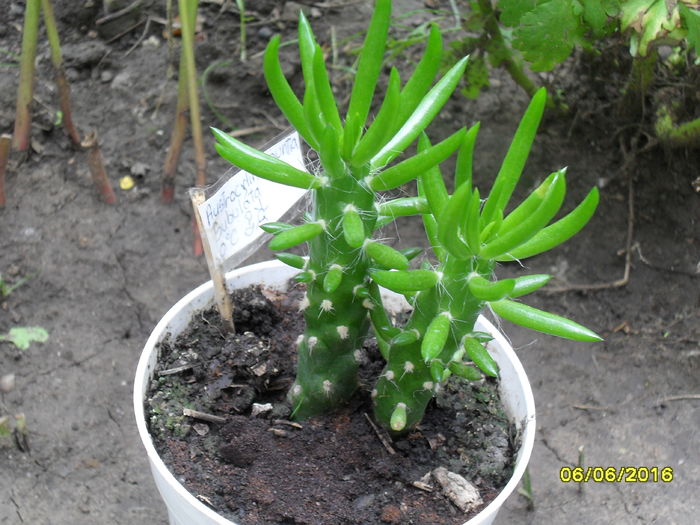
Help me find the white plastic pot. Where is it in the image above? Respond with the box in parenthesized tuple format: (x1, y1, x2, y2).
(134, 260, 536, 525)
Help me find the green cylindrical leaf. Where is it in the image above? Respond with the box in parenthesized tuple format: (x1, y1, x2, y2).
(377, 197, 430, 219)
(390, 402, 407, 432)
(365, 241, 410, 270)
(467, 273, 515, 301)
(481, 87, 547, 225)
(345, 0, 391, 130)
(490, 299, 603, 341)
(260, 222, 294, 234)
(298, 11, 317, 87)
(351, 67, 401, 167)
(400, 247, 423, 261)
(390, 329, 420, 346)
(302, 81, 325, 145)
(511, 274, 551, 297)
(275, 252, 307, 269)
(454, 123, 480, 189)
(294, 270, 315, 283)
(437, 182, 473, 259)
(500, 172, 558, 231)
(421, 313, 452, 362)
(269, 222, 325, 250)
(463, 337, 499, 377)
(480, 210, 503, 243)
(417, 133, 449, 215)
(213, 128, 320, 190)
(342, 205, 366, 248)
(323, 264, 343, 293)
(369, 128, 466, 191)
(480, 171, 566, 259)
(430, 359, 445, 382)
(263, 35, 317, 148)
(396, 23, 443, 127)
(422, 211, 446, 263)
(318, 125, 344, 178)
(371, 269, 438, 293)
(370, 56, 469, 170)
(312, 44, 342, 132)
(367, 282, 400, 340)
(342, 111, 362, 160)
(498, 187, 600, 261)
(448, 361, 482, 381)
(464, 188, 481, 255)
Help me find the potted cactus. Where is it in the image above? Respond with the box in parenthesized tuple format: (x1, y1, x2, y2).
(135, 1, 601, 523)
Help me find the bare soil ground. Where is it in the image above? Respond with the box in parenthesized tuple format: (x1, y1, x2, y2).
(1, 1, 699, 524)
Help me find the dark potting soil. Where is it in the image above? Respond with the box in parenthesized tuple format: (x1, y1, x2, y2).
(146, 283, 518, 525)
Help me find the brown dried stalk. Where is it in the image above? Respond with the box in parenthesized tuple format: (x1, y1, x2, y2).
(81, 131, 116, 204)
(41, 0, 81, 146)
(161, 67, 189, 203)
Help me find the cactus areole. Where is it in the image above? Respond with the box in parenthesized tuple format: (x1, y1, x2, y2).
(213, 0, 600, 432)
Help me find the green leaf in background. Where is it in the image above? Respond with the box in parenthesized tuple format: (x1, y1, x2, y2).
(499, 0, 539, 27)
(462, 55, 490, 99)
(680, 4, 700, 55)
(514, 0, 583, 71)
(0, 327, 49, 350)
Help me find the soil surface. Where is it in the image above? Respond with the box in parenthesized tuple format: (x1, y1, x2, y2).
(1, 1, 699, 525)
(146, 285, 515, 524)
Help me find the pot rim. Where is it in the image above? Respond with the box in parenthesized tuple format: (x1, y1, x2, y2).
(134, 259, 536, 525)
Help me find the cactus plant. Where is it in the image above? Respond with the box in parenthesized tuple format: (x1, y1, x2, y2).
(372, 88, 602, 432)
(214, 0, 468, 419)
(213, 0, 601, 430)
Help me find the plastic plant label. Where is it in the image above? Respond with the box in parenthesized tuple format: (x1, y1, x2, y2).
(194, 130, 308, 270)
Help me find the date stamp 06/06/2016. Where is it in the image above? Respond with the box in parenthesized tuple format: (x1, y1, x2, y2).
(560, 466, 674, 484)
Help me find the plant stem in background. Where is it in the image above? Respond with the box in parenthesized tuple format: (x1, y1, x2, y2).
(41, 0, 81, 146)
(82, 131, 117, 204)
(12, 0, 41, 152)
(236, 0, 247, 62)
(179, 0, 206, 188)
(476, 0, 538, 98)
(178, 0, 205, 256)
(617, 51, 657, 118)
(0, 134, 10, 207)
(161, 48, 190, 203)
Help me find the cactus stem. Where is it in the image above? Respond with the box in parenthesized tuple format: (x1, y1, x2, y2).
(337, 325, 349, 339)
